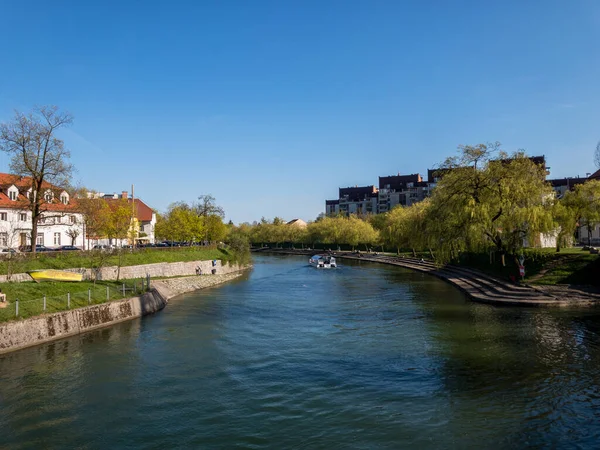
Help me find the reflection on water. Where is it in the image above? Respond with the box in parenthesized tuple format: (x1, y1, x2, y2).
(1, 255, 600, 448)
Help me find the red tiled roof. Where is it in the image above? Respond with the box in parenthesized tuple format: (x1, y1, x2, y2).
(105, 198, 154, 222)
(0, 173, 57, 191)
(132, 198, 153, 222)
(0, 172, 77, 211)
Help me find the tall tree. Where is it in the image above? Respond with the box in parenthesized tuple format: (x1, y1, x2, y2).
(560, 180, 600, 246)
(77, 195, 111, 248)
(0, 106, 74, 254)
(196, 194, 225, 218)
(595, 141, 600, 169)
(429, 144, 554, 260)
(106, 198, 133, 246)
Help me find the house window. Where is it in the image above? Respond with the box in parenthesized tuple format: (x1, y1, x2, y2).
(44, 191, 53, 202)
(60, 195, 68, 205)
(70, 215, 76, 224)
(36, 233, 44, 245)
(0, 212, 6, 221)
(53, 233, 61, 246)
(9, 191, 17, 201)
(20, 213, 27, 221)
(0, 232, 7, 247)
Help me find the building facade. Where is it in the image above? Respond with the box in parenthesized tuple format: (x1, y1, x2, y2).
(90, 190, 157, 247)
(0, 174, 85, 250)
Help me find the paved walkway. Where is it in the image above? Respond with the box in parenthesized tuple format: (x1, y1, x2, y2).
(255, 249, 599, 306)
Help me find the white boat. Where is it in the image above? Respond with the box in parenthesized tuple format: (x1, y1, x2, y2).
(309, 254, 337, 268)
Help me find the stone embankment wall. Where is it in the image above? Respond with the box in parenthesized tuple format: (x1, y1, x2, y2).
(0, 259, 241, 283)
(152, 272, 246, 300)
(0, 261, 249, 354)
(0, 289, 167, 354)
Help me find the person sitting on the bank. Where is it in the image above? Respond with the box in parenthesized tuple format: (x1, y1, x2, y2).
(0, 288, 6, 302)
(196, 266, 202, 275)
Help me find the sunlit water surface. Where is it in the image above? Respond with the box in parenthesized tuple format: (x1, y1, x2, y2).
(1, 255, 600, 449)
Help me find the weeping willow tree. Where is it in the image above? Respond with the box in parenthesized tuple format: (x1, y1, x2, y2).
(381, 200, 432, 256)
(427, 143, 554, 262)
(305, 215, 378, 250)
(557, 180, 600, 247)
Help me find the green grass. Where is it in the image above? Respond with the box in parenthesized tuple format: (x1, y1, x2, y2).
(0, 246, 235, 276)
(456, 248, 599, 286)
(0, 279, 147, 323)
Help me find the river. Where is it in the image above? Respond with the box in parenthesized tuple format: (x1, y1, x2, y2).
(1, 255, 600, 449)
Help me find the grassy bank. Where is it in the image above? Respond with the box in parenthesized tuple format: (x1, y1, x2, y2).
(456, 248, 599, 286)
(0, 279, 145, 323)
(0, 246, 236, 276)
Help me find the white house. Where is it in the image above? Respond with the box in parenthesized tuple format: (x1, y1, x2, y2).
(90, 190, 157, 247)
(0, 173, 85, 249)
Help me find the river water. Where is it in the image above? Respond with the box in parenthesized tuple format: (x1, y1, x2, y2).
(1, 255, 600, 449)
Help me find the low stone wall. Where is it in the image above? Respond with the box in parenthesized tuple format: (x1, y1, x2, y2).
(0, 289, 167, 354)
(153, 272, 246, 300)
(0, 259, 241, 283)
(0, 263, 250, 354)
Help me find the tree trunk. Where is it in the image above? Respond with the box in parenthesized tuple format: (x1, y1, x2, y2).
(31, 214, 38, 254)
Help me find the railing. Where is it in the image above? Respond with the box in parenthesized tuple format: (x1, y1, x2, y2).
(0, 277, 151, 322)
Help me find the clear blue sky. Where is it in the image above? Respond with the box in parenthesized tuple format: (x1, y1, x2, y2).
(1, 0, 599, 224)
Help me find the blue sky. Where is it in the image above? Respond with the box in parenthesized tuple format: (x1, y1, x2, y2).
(1, 0, 599, 224)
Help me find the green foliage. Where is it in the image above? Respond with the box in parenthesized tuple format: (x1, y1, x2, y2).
(0, 247, 234, 276)
(558, 180, 600, 246)
(226, 228, 251, 265)
(428, 145, 554, 260)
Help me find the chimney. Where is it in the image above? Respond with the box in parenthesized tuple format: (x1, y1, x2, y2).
(121, 190, 128, 199)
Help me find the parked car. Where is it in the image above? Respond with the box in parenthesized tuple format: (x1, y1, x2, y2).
(92, 244, 113, 252)
(56, 245, 82, 251)
(0, 248, 18, 254)
(20, 245, 53, 252)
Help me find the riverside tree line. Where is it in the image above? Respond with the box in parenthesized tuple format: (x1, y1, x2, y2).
(230, 143, 600, 263)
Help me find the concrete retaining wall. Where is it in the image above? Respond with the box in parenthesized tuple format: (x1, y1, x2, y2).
(0, 289, 167, 354)
(0, 259, 240, 283)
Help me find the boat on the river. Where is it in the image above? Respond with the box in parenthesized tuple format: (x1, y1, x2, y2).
(309, 254, 337, 268)
(28, 269, 83, 283)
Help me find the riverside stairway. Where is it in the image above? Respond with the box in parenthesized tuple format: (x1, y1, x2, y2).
(343, 254, 591, 306)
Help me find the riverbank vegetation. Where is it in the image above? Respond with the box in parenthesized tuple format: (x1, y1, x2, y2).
(230, 143, 600, 285)
(0, 279, 145, 322)
(0, 246, 236, 278)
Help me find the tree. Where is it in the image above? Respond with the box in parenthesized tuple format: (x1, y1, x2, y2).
(560, 180, 600, 246)
(196, 194, 224, 218)
(203, 214, 228, 242)
(159, 202, 204, 243)
(0, 106, 74, 254)
(66, 226, 80, 245)
(428, 144, 554, 260)
(595, 141, 600, 169)
(77, 196, 111, 248)
(106, 198, 133, 246)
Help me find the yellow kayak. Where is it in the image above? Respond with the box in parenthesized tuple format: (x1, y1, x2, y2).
(28, 270, 83, 283)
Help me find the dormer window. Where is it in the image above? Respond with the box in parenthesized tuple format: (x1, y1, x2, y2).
(9, 191, 17, 201)
(44, 190, 53, 202)
(60, 192, 69, 205)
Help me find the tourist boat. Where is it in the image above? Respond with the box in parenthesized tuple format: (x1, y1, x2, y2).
(309, 254, 337, 268)
(28, 269, 83, 283)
